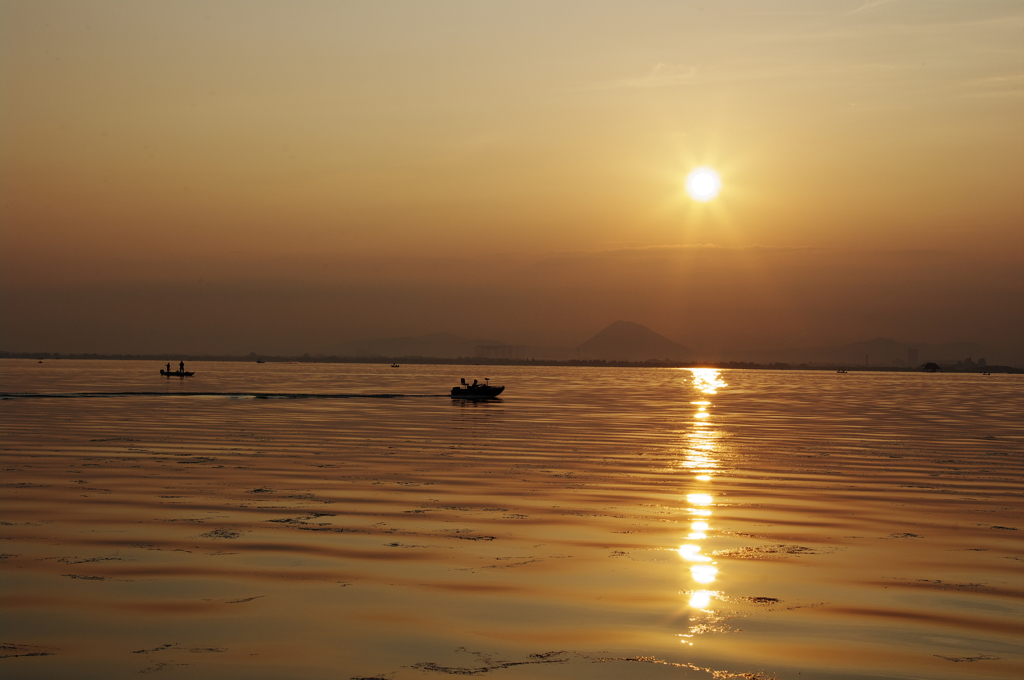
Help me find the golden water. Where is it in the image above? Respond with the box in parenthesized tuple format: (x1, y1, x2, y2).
(1, 360, 1021, 679)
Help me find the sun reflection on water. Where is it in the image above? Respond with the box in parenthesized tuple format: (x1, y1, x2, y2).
(691, 369, 728, 395)
(688, 590, 716, 609)
(690, 565, 719, 584)
(678, 369, 727, 632)
(688, 520, 707, 538)
(678, 544, 713, 562)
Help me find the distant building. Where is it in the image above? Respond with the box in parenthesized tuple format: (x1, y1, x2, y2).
(907, 348, 919, 366)
(476, 345, 525, 360)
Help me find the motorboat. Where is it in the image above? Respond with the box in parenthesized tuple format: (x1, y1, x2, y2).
(450, 378, 504, 399)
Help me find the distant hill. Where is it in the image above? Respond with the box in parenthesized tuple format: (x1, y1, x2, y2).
(743, 337, 990, 367)
(578, 321, 694, 361)
(320, 329, 996, 366)
(327, 332, 486, 359)
(838, 338, 988, 365)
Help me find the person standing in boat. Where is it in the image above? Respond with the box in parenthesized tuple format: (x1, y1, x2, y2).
(166, 362, 171, 374)
(179, 360, 185, 374)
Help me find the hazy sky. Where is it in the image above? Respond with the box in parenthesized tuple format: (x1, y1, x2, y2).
(2, 1, 1022, 357)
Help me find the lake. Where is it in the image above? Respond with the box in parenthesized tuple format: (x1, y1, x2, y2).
(1, 359, 1021, 679)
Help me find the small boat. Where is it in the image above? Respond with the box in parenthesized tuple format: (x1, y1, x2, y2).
(391, 363, 400, 368)
(161, 370, 195, 377)
(451, 378, 504, 399)
(256, 359, 265, 364)
(836, 369, 848, 374)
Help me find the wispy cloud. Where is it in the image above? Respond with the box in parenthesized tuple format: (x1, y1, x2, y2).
(844, 0, 901, 17)
(535, 244, 839, 266)
(962, 73, 1024, 97)
(587, 63, 700, 91)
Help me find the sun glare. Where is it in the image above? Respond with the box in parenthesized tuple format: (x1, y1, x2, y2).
(685, 167, 721, 202)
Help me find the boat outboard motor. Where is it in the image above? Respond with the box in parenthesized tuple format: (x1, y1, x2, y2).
(461, 378, 467, 385)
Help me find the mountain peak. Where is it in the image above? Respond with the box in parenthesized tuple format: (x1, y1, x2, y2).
(578, 321, 693, 361)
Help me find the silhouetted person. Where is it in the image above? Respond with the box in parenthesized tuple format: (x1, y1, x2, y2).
(179, 361, 185, 374)
(166, 363, 170, 373)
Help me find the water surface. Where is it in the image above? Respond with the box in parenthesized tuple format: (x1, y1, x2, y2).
(1, 360, 1021, 679)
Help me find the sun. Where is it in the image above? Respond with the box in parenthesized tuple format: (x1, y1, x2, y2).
(685, 167, 721, 202)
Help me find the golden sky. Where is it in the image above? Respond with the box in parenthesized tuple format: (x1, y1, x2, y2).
(1, 1, 1022, 356)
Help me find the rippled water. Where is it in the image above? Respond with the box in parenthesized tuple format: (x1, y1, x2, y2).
(1, 359, 1021, 679)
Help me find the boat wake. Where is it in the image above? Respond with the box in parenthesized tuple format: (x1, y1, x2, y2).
(0, 392, 448, 400)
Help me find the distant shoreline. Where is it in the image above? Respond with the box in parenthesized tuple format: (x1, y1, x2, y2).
(2, 351, 1020, 373)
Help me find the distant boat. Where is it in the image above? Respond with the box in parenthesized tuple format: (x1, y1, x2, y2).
(451, 378, 504, 399)
(391, 363, 400, 368)
(256, 359, 265, 363)
(837, 369, 848, 374)
(161, 369, 195, 377)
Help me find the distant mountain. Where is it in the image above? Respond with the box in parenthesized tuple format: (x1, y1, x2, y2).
(323, 329, 995, 366)
(578, 321, 694, 361)
(741, 337, 990, 366)
(838, 338, 988, 365)
(327, 332, 486, 359)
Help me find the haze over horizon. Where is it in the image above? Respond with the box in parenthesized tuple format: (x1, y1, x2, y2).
(2, 1, 1022, 359)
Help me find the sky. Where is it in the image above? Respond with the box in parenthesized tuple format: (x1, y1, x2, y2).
(2, 1, 1022, 359)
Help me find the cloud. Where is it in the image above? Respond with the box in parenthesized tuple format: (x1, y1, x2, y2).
(962, 73, 1024, 98)
(2, 243, 1019, 355)
(537, 244, 838, 263)
(844, 0, 900, 17)
(587, 63, 700, 91)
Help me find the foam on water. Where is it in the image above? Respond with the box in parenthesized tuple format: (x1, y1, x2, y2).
(1, 360, 1021, 679)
